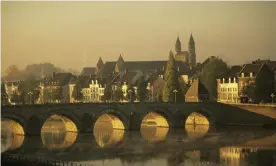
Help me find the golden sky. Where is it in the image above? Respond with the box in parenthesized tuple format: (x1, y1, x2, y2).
(2, 1, 276, 72)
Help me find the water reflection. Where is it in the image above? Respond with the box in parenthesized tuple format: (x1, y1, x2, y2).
(185, 124, 209, 140)
(140, 126, 169, 143)
(1, 119, 25, 153)
(1, 132, 25, 153)
(140, 112, 169, 143)
(93, 114, 125, 148)
(41, 115, 78, 151)
(41, 132, 77, 151)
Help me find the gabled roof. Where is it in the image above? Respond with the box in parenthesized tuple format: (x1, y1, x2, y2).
(44, 73, 73, 86)
(238, 64, 263, 77)
(80, 67, 96, 76)
(220, 65, 242, 79)
(185, 79, 208, 97)
(97, 62, 117, 77)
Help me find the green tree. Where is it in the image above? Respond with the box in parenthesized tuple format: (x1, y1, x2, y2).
(72, 82, 83, 102)
(137, 76, 148, 102)
(242, 64, 274, 103)
(18, 75, 40, 104)
(162, 51, 181, 102)
(242, 82, 257, 102)
(200, 57, 229, 100)
(255, 64, 274, 102)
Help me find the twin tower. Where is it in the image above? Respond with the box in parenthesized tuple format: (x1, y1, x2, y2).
(174, 34, 196, 67)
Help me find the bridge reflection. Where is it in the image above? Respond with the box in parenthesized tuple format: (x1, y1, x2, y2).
(42, 115, 78, 132)
(94, 114, 125, 130)
(1, 132, 25, 153)
(2, 127, 276, 166)
(1, 119, 25, 153)
(41, 132, 78, 151)
(141, 112, 169, 128)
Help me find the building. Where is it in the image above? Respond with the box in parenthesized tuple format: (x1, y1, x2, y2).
(39, 72, 73, 104)
(3, 81, 22, 104)
(69, 75, 105, 103)
(217, 62, 274, 103)
(217, 66, 242, 103)
(185, 79, 209, 102)
(174, 34, 196, 67)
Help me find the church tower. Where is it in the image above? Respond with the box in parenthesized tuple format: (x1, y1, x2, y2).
(175, 36, 182, 54)
(188, 33, 196, 67)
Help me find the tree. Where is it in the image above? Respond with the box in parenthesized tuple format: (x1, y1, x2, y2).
(10, 92, 20, 104)
(126, 85, 135, 102)
(5, 65, 20, 77)
(137, 76, 148, 102)
(1, 83, 9, 105)
(72, 82, 83, 102)
(102, 85, 112, 102)
(162, 51, 181, 102)
(18, 75, 40, 104)
(242, 82, 257, 102)
(200, 57, 229, 100)
(242, 64, 274, 103)
(255, 65, 274, 102)
(114, 88, 123, 102)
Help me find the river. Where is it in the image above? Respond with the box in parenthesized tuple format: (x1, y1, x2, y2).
(1, 114, 276, 166)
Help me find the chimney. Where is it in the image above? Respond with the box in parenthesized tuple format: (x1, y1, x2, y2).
(53, 72, 56, 78)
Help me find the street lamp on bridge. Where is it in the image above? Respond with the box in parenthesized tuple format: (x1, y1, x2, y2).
(173, 89, 178, 103)
(271, 93, 275, 104)
(28, 92, 33, 104)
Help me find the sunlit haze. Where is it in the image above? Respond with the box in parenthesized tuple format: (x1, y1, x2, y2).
(2, 1, 276, 73)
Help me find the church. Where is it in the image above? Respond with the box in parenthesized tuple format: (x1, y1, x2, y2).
(174, 34, 196, 67)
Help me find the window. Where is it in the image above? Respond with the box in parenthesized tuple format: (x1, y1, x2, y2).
(241, 73, 244, 78)
(250, 72, 253, 77)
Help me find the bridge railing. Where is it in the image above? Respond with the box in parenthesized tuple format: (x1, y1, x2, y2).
(1, 153, 94, 166)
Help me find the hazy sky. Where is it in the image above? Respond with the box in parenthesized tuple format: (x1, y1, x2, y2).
(2, 1, 276, 72)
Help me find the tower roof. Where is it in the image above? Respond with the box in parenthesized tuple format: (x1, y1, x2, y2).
(117, 54, 124, 62)
(189, 33, 195, 44)
(175, 36, 182, 53)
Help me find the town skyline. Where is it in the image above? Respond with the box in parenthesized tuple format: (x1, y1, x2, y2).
(2, 1, 276, 73)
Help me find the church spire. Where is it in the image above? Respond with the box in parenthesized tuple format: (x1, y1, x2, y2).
(175, 35, 181, 54)
(189, 33, 195, 44)
(188, 33, 196, 67)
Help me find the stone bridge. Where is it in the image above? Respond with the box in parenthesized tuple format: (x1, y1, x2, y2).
(1, 102, 276, 135)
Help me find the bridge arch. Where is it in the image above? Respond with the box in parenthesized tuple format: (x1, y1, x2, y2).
(1, 118, 25, 153)
(184, 109, 216, 126)
(141, 111, 170, 128)
(184, 110, 214, 140)
(93, 108, 129, 130)
(41, 114, 78, 133)
(1, 118, 25, 135)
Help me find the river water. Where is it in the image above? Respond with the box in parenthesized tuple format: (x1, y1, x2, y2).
(1, 116, 276, 166)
